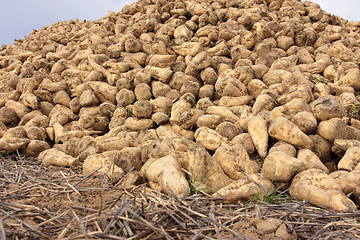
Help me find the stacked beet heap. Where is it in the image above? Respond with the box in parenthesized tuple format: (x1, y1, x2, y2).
(1, 0, 360, 211)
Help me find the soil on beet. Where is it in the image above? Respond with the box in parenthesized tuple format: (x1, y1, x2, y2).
(1, 154, 359, 240)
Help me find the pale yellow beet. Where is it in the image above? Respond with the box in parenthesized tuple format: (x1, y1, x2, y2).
(290, 169, 357, 212)
(248, 115, 268, 158)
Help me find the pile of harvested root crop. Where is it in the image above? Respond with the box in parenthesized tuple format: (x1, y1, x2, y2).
(1, 0, 360, 216)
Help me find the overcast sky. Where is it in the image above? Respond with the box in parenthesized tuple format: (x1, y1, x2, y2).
(0, 0, 359, 46)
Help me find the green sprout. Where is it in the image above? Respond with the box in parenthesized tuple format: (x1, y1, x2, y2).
(245, 168, 291, 205)
(331, 57, 343, 66)
(249, 184, 291, 204)
(187, 168, 222, 197)
(185, 95, 194, 104)
(127, 108, 134, 117)
(346, 103, 360, 120)
(311, 75, 328, 84)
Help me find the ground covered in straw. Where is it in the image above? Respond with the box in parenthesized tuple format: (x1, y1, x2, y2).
(0, 154, 359, 240)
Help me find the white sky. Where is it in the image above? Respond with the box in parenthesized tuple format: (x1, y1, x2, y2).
(0, 0, 359, 46)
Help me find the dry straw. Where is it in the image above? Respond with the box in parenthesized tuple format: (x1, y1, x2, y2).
(1, 154, 359, 239)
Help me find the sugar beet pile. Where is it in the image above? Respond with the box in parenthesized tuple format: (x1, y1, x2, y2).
(1, 0, 360, 212)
